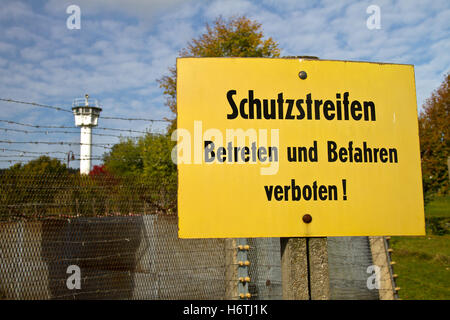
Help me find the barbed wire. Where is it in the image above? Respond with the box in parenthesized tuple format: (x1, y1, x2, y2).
(0, 157, 164, 164)
(0, 148, 72, 155)
(0, 140, 113, 149)
(0, 98, 173, 122)
(0, 119, 153, 134)
(0, 97, 170, 167)
(100, 115, 171, 122)
(0, 148, 166, 163)
(0, 98, 72, 113)
(0, 126, 141, 139)
(0, 156, 143, 162)
(0, 158, 69, 163)
(0, 154, 66, 158)
(0, 155, 89, 162)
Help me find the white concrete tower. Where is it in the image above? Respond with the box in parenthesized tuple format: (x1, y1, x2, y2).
(72, 94, 102, 174)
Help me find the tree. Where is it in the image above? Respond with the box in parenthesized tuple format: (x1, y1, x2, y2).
(158, 15, 281, 132)
(419, 73, 450, 201)
(104, 134, 176, 183)
(103, 138, 144, 177)
(140, 133, 177, 184)
(0, 156, 73, 218)
(102, 133, 177, 211)
(6, 155, 70, 176)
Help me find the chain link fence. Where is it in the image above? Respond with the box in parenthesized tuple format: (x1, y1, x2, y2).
(0, 172, 283, 300)
(0, 172, 395, 300)
(327, 236, 397, 300)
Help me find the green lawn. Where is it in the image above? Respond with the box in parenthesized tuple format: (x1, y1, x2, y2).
(425, 195, 450, 217)
(390, 195, 450, 300)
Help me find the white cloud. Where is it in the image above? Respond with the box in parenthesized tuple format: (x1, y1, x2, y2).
(203, 0, 256, 20)
(44, 0, 191, 21)
(20, 47, 48, 61)
(0, 41, 16, 54)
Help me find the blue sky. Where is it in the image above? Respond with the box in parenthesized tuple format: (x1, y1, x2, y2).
(0, 0, 449, 169)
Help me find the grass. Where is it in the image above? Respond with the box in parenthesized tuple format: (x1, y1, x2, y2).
(425, 195, 450, 218)
(390, 194, 450, 300)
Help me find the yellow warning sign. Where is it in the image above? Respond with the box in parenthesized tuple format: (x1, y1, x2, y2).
(176, 57, 425, 238)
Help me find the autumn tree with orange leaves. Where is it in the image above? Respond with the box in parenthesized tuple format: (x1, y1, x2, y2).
(419, 73, 450, 201)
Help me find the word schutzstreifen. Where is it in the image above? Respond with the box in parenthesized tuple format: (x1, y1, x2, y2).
(226, 90, 376, 121)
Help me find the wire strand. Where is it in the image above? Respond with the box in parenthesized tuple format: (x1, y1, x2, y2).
(0, 119, 152, 134)
(0, 127, 141, 139)
(0, 140, 113, 149)
(0, 98, 72, 113)
(0, 98, 173, 122)
(0, 148, 71, 155)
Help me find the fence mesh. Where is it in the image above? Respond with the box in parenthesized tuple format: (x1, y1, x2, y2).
(247, 238, 283, 300)
(0, 173, 395, 300)
(0, 173, 281, 300)
(0, 172, 176, 220)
